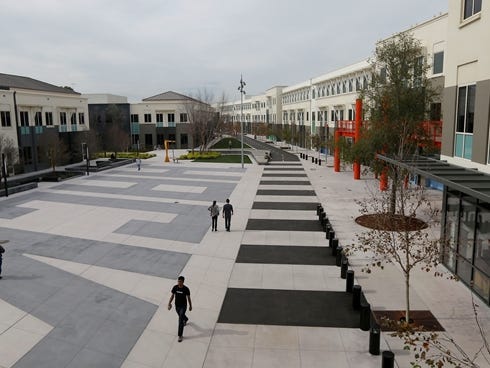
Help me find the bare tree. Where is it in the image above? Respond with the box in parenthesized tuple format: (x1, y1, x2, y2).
(348, 179, 442, 325)
(0, 134, 18, 174)
(185, 90, 225, 152)
(39, 132, 70, 171)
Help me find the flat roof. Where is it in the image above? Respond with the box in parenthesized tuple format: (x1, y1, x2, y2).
(377, 154, 490, 203)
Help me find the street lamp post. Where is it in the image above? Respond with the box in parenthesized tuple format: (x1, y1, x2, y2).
(238, 75, 246, 169)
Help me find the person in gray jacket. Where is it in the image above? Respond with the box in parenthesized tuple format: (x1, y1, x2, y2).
(208, 200, 220, 231)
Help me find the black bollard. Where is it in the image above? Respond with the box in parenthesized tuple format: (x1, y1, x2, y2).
(341, 258, 348, 279)
(346, 270, 354, 292)
(328, 230, 335, 241)
(314, 158, 318, 164)
(305, 154, 308, 160)
(319, 159, 322, 165)
(381, 351, 395, 368)
(352, 285, 362, 310)
(331, 239, 339, 256)
(312, 157, 314, 163)
(336, 247, 343, 266)
(369, 324, 381, 355)
(316, 204, 322, 215)
(360, 302, 371, 331)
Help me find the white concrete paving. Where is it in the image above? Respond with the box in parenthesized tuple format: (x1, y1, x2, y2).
(1, 148, 489, 368)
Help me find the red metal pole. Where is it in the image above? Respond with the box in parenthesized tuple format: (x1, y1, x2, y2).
(353, 99, 362, 180)
(334, 130, 340, 172)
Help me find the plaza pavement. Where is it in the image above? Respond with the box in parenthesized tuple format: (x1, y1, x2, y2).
(0, 146, 489, 368)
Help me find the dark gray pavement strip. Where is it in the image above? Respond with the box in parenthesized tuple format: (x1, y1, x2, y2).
(0, 206, 37, 219)
(236, 245, 335, 265)
(26, 238, 190, 278)
(114, 217, 210, 244)
(246, 219, 323, 231)
(263, 167, 305, 171)
(13, 293, 156, 368)
(218, 288, 360, 328)
(262, 173, 307, 177)
(50, 182, 235, 202)
(259, 181, 311, 185)
(252, 202, 319, 210)
(43, 192, 209, 215)
(0, 228, 190, 279)
(256, 189, 316, 196)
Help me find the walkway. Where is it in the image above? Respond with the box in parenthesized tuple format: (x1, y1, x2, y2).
(0, 147, 488, 368)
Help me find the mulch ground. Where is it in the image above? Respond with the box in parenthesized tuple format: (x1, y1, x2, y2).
(373, 310, 445, 331)
(355, 214, 428, 231)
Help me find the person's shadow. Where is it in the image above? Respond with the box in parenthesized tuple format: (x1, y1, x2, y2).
(185, 322, 249, 340)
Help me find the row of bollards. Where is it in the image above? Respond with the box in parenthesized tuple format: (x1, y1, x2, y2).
(317, 203, 395, 366)
(300, 152, 322, 166)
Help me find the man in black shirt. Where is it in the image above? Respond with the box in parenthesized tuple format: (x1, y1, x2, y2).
(168, 276, 192, 342)
(222, 198, 234, 232)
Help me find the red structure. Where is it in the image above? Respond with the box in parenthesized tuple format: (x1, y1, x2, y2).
(332, 98, 442, 189)
(334, 99, 363, 179)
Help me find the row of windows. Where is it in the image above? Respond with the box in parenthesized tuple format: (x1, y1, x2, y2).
(282, 75, 370, 105)
(131, 113, 187, 123)
(4, 111, 84, 127)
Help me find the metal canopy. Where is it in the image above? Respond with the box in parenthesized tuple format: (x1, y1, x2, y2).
(377, 154, 490, 203)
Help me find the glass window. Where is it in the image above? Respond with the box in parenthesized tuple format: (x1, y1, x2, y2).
(180, 113, 187, 122)
(476, 208, 490, 275)
(168, 113, 175, 122)
(1, 111, 11, 127)
(130, 114, 139, 123)
(45, 112, 53, 126)
(433, 51, 444, 74)
(455, 85, 475, 159)
(34, 112, 42, 126)
(156, 113, 163, 123)
(144, 113, 151, 123)
(59, 112, 67, 125)
(78, 113, 85, 125)
(444, 193, 459, 271)
(20, 111, 29, 127)
(70, 113, 76, 125)
(464, 0, 482, 19)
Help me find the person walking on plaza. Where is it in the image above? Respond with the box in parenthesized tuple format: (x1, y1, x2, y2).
(208, 200, 220, 231)
(0, 240, 8, 279)
(222, 199, 234, 231)
(168, 276, 192, 342)
(136, 158, 141, 171)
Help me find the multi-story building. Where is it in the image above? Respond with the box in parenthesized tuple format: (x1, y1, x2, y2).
(0, 73, 89, 173)
(129, 91, 208, 150)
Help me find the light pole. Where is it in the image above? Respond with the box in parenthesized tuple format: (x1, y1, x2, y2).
(238, 75, 246, 169)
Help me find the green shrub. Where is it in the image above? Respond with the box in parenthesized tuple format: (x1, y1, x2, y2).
(179, 151, 221, 160)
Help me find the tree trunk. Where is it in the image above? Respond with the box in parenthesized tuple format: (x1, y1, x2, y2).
(389, 169, 397, 215)
(405, 254, 410, 324)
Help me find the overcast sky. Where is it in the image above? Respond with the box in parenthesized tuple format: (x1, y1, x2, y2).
(1, 0, 447, 103)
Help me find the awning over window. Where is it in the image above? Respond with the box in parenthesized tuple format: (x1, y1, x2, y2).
(376, 154, 490, 203)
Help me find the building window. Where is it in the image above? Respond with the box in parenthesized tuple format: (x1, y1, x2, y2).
(180, 133, 188, 147)
(45, 112, 53, 126)
(1, 111, 11, 127)
(60, 112, 67, 125)
(35, 111, 42, 126)
(130, 114, 139, 123)
(180, 113, 187, 122)
(433, 51, 444, 74)
(23, 146, 33, 165)
(430, 103, 442, 121)
(70, 112, 76, 125)
(145, 133, 153, 146)
(144, 113, 151, 123)
(464, 0, 482, 19)
(20, 111, 29, 127)
(168, 113, 175, 122)
(156, 113, 163, 123)
(455, 85, 475, 159)
(79, 113, 85, 125)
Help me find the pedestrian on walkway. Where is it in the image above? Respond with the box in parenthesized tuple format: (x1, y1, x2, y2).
(222, 199, 234, 231)
(167, 276, 192, 342)
(136, 158, 141, 171)
(208, 200, 220, 231)
(0, 240, 8, 279)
